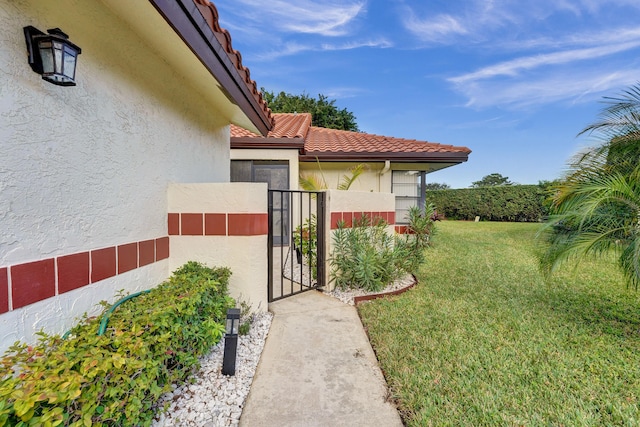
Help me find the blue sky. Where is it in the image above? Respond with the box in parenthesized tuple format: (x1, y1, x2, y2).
(215, 0, 640, 188)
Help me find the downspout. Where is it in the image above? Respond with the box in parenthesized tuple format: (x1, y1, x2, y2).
(379, 160, 391, 192)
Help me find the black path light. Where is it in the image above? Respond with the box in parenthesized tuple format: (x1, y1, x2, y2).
(222, 308, 240, 376)
(24, 26, 82, 86)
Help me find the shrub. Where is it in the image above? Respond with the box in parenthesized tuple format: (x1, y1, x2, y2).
(426, 185, 549, 222)
(330, 209, 434, 292)
(0, 261, 233, 427)
(292, 214, 318, 278)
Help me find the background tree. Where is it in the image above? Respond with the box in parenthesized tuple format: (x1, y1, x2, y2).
(425, 182, 451, 191)
(471, 173, 513, 188)
(541, 84, 640, 287)
(262, 89, 359, 132)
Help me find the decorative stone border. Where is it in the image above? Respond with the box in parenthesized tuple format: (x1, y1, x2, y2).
(353, 274, 418, 305)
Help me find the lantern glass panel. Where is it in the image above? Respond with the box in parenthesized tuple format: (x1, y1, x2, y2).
(38, 41, 53, 74)
(53, 41, 63, 75)
(63, 46, 76, 79)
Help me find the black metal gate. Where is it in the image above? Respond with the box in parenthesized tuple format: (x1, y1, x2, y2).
(268, 190, 326, 302)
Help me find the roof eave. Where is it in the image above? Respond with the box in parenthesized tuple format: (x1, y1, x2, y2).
(231, 137, 305, 151)
(149, 0, 272, 136)
(299, 151, 470, 163)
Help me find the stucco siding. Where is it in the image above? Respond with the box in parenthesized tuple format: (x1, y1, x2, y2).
(0, 1, 232, 350)
(299, 162, 391, 193)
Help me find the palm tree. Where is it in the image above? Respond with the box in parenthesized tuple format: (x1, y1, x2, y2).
(541, 84, 640, 287)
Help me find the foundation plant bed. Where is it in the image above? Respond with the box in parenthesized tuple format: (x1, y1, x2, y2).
(0, 262, 233, 427)
(359, 221, 640, 426)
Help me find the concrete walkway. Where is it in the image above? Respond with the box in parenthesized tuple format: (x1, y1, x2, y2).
(239, 290, 403, 427)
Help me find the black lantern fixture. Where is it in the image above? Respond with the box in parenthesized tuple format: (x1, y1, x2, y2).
(222, 308, 240, 376)
(24, 26, 82, 86)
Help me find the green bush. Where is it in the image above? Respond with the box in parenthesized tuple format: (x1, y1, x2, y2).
(330, 209, 434, 292)
(292, 214, 318, 279)
(426, 185, 549, 222)
(0, 262, 233, 427)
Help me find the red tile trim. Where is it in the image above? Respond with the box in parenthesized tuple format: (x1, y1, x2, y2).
(11, 259, 56, 309)
(156, 237, 170, 260)
(1, 235, 169, 312)
(168, 213, 269, 236)
(228, 213, 268, 236)
(205, 213, 226, 236)
(118, 243, 138, 274)
(168, 213, 180, 235)
(58, 252, 90, 294)
(330, 211, 396, 229)
(91, 247, 116, 283)
(395, 225, 407, 234)
(330, 212, 343, 229)
(0, 268, 8, 314)
(343, 212, 353, 228)
(181, 213, 204, 236)
(139, 239, 155, 267)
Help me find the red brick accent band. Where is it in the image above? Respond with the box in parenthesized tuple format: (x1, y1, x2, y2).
(395, 225, 416, 234)
(0, 237, 169, 313)
(330, 211, 396, 230)
(168, 213, 268, 236)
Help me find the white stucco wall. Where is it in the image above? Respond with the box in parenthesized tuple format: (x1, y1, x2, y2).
(0, 1, 234, 351)
(168, 183, 269, 312)
(299, 162, 390, 192)
(322, 190, 396, 291)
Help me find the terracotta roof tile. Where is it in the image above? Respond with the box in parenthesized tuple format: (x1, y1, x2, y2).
(305, 127, 471, 155)
(193, 0, 273, 127)
(231, 113, 311, 139)
(231, 113, 471, 162)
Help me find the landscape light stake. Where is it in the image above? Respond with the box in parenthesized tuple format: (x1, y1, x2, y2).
(222, 308, 240, 376)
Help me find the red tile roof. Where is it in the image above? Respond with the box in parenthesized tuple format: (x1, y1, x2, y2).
(231, 113, 471, 163)
(305, 127, 470, 155)
(192, 0, 273, 130)
(231, 113, 311, 139)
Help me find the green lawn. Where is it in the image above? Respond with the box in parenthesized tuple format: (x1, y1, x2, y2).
(358, 221, 640, 426)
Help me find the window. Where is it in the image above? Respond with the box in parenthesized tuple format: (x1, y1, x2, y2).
(392, 170, 426, 223)
(230, 160, 289, 190)
(231, 160, 290, 244)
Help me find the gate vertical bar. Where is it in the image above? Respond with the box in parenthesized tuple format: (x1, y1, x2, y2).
(290, 190, 296, 295)
(316, 191, 326, 289)
(280, 190, 285, 299)
(267, 190, 274, 302)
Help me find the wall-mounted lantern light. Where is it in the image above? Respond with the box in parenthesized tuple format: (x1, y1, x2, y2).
(222, 308, 240, 376)
(24, 26, 82, 86)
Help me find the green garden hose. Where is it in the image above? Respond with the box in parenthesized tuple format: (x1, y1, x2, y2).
(97, 290, 151, 336)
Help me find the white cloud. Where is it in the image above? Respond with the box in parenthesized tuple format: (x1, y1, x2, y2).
(403, 13, 468, 42)
(449, 40, 640, 84)
(256, 38, 392, 61)
(400, 0, 640, 45)
(454, 68, 640, 109)
(220, 0, 366, 37)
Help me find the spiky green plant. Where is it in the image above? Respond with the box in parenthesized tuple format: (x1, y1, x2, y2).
(541, 84, 640, 287)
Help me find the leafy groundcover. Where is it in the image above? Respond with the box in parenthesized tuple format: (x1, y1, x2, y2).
(0, 262, 233, 427)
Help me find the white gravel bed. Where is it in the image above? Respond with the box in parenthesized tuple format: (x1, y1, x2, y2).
(152, 311, 273, 427)
(152, 275, 413, 426)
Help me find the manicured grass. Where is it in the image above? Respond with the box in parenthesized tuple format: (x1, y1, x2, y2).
(358, 221, 640, 426)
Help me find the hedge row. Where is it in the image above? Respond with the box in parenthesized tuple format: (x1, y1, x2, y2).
(0, 261, 233, 427)
(426, 185, 550, 222)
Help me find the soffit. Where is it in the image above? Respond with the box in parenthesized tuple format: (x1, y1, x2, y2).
(101, 0, 273, 135)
